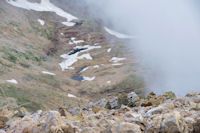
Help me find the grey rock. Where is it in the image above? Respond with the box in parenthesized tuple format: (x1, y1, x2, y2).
(160, 111, 188, 133)
(144, 106, 164, 118)
(69, 107, 81, 116)
(95, 99, 108, 108)
(127, 92, 139, 106)
(106, 97, 119, 109)
(115, 122, 142, 133)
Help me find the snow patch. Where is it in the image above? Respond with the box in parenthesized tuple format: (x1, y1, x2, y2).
(62, 22, 76, 27)
(110, 57, 126, 63)
(6, 0, 77, 22)
(59, 45, 101, 71)
(107, 48, 112, 53)
(68, 93, 77, 98)
(107, 81, 111, 84)
(37, 19, 45, 25)
(83, 76, 95, 81)
(75, 45, 101, 51)
(78, 53, 93, 60)
(68, 37, 85, 45)
(6, 79, 18, 84)
(104, 27, 134, 39)
(93, 65, 100, 68)
(59, 53, 92, 70)
(42, 71, 56, 76)
(94, 43, 99, 46)
(79, 67, 89, 73)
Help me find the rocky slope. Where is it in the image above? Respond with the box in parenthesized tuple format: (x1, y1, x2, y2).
(0, 92, 199, 133)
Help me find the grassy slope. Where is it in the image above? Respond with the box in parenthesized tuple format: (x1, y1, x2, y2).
(0, 1, 144, 111)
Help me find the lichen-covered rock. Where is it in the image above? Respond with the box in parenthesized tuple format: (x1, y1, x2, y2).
(140, 99, 153, 107)
(117, 94, 128, 107)
(163, 91, 176, 99)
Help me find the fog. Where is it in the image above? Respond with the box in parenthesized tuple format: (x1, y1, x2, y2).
(84, 0, 200, 95)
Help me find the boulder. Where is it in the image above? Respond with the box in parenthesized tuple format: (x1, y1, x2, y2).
(95, 99, 108, 108)
(144, 103, 174, 118)
(127, 92, 139, 107)
(105, 97, 119, 109)
(145, 111, 190, 133)
(124, 111, 144, 123)
(163, 91, 176, 99)
(159, 111, 188, 133)
(117, 94, 128, 107)
(140, 99, 153, 107)
(68, 107, 81, 116)
(113, 122, 142, 133)
(42, 111, 65, 132)
(193, 118, 200, 133)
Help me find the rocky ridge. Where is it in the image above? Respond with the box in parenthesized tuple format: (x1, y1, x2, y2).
(0, 91, 199, 133)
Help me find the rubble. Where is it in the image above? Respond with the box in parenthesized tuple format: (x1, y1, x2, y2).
(0, 91, 199, 133)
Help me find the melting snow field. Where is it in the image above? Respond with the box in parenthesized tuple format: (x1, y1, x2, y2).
(68, 93, 77, 98)
(42, 71, 56, 76)
(37, 19, 45, 26)
(59, 53, 92, 70)
(59, 45, 101, 71)
(6, 79, 18, 84)
(6, 0, 77, 22)
(104, 27, 134, 39)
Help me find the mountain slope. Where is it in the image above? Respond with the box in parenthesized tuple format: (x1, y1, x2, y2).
(0, 0, 142, 111)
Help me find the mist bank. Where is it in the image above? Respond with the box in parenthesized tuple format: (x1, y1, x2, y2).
(84, 0, 200, 95)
